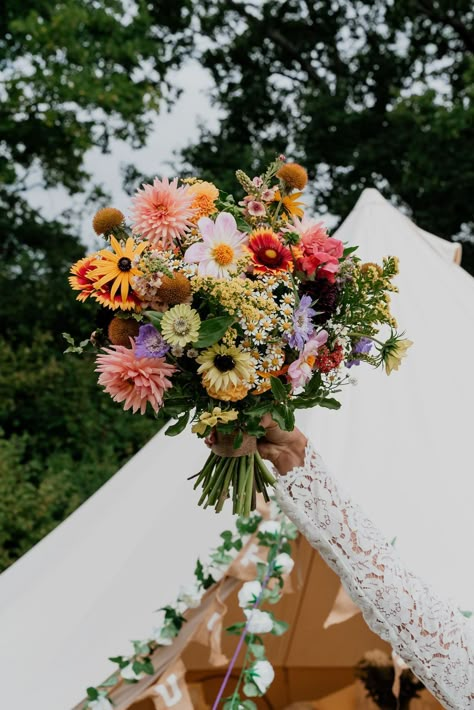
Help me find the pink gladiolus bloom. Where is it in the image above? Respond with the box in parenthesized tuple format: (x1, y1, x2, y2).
(96, 342, 175, 414)
(247, 201, 266, 216)
(130, 177, 195, 250)
(184, 212, 249, 278)
(288, 331, 329, 389)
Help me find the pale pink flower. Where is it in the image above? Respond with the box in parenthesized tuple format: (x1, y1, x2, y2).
(184, 212, 249, 278)
(96, 342, 175, 414)
(261, 188, 277, 201)
(252, 176, 264, 187)
(247, 200, 266, 216)
(288, 331, 328, 389)
(290, 215, 329, 247)
(130, 177, 195, 250)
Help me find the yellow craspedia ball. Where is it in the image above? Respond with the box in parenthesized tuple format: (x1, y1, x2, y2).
(203, 378, 249, 402)
(108, 317, 140, 347)
(156, 273, 192, 305)
(276, 163, 308, 190)
(93, 207, 124, 235)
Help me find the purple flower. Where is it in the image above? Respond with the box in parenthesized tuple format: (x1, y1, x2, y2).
(346, 337, 372, 368)
(287, 295, 316, 350)
(135, 324, 170, 358)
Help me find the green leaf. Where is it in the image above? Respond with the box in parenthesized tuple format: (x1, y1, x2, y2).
(144, 310, 164, 330)
(226, 621, 246, 635)
(318, 398, 341, 410)
(165, 411, 190, 436)
(270, 376, 287, 402)
(271, 619, 289, 636)
(270, 404, 288, 430)
(245, 400, 273, 417)
(86, 687, 99, 700)
(304, 371, 322, 397)
(284, 406, 295, 430)
(193, 315, 235, 348)
(343, 245, 359, 257)
(142, 659, 155, 675)
(248, 642, 265, 659)
(233, 430, 243, 449)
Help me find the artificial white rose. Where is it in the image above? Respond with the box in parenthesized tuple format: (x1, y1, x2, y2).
(258, 520, 280, 536)
(120, 663, 145, 681)
(244, 608, 273, 634)
(250, 659, 275, 693)
(273, 552, 294, 575)
(177, 582, 204, 609)
(238, 580, 262, 609)
(149, 624, 173, 646)
(88, 697, 113, 710)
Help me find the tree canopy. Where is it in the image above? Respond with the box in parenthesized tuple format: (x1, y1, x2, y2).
(180, 0, 474, 272)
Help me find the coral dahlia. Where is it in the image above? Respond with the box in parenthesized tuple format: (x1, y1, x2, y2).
(96, 342, 175, 414)
(130, 177, 195, 249)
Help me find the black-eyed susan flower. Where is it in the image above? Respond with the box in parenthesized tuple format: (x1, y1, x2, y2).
(274, 190, 305, 218)
(93, 236, 147, 307)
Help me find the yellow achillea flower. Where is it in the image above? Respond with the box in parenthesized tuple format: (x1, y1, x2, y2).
(93, 236, 147, 304)
(192, 407, 238, 435)
(161, 304, 201, 347)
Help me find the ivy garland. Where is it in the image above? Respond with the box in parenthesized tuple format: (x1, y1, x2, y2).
(84, 502, 298, 709)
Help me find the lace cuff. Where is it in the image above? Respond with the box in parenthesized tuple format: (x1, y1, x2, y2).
(274, 442, 474, 709)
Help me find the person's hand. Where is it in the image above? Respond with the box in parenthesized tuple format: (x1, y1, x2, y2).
(205, 413, 307, 476)
(256, 413, 307, 475)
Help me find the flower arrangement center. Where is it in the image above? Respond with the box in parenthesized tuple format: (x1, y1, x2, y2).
(212, 243, 235, 266)
(214, 354, 236, 372)
(118, 257, 132, 271)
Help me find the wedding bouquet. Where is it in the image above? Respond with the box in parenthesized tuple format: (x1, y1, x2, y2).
(68, 156, 411, 514)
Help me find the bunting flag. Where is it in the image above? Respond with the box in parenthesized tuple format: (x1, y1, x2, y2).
(194, 588, 229, 666)
(146, 658, 194, 709)
(322, 583, 361, 628)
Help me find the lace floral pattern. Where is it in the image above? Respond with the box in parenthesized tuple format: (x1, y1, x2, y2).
(275, 442, 474, 709)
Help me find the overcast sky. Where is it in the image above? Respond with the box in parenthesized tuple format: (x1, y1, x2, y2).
(27, 61, 219, 248)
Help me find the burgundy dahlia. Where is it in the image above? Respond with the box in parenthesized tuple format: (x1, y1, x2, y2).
(300, 279, 340, 324)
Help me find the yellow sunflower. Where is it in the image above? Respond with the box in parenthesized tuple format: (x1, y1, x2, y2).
(93, 236, 147, 306)
(196, 344, 253, 391)
(274, 190, 305, 218)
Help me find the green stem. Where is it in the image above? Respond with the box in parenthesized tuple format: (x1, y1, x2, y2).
(216, 459, 235, 512)
(255, 451, 276, 486)
(237, 456, 249, 517)
(229, 639, 253, 708)
(244, 454, 254, 517)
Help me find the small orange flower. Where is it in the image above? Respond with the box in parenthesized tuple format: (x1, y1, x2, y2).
(203, 378, 249, 402)
(276, 163, 308, 190)
(92, 207, 124, 235)
(188, 181, 219, 221)
(248, 228, 292, 273)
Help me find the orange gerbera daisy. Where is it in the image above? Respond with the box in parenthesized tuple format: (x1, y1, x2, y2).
(248, 228, 292, 273)
(274, 190, 305, 218)
(93, 236, 147, 309)
(69, 255, 100, 302)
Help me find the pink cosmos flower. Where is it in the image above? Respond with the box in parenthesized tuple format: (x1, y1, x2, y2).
(130, 177, 195, 250)
(96, 341, 175, 414)
(287, 331, 329, 389)
(184, 212, 249, 278)
(247, 201, 266, 216)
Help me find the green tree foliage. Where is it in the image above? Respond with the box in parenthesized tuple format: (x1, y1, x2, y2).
(180, 0, 474, 274)
(0, 0, 192, 569)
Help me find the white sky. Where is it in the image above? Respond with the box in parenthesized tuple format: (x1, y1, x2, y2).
(26, 61, 219, 248)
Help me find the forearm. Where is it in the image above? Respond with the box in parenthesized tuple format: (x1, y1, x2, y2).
(274, 441, 474, 709)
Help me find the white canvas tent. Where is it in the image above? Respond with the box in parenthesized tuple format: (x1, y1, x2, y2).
(0, 188, 472, 710)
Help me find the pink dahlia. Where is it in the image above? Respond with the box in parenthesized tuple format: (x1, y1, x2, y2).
(96, 342, 175, 414)
(130, 177, 195, 250)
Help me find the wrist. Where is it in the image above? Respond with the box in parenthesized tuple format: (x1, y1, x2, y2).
(274, 430, 308, 475)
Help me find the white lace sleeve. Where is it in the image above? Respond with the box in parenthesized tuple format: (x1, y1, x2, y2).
(274, 442, 474, 709)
